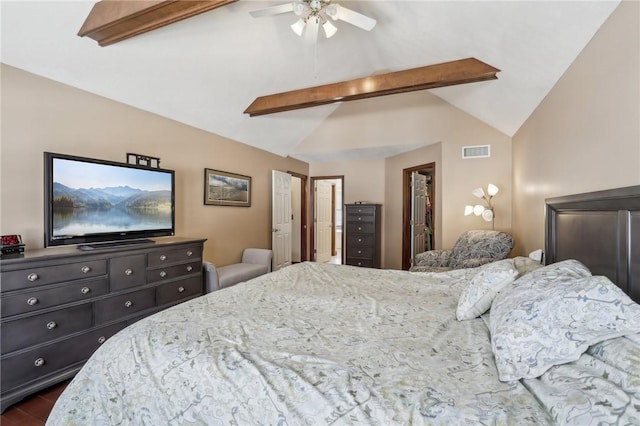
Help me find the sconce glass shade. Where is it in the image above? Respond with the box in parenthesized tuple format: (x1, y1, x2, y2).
(473, 205, 485, 216)
(471, 187, 485, 199)
(487, 184, 499, 197)
(481, 209, 494, 222)
(464, 205, 474, 216)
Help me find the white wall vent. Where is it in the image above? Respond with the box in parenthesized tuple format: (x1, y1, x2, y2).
(462, 145, 490, 159)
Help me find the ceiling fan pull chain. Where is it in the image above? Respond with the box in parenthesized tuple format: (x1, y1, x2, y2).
(314, 37, 318, 79)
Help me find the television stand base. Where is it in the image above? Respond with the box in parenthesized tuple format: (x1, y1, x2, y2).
(78, 239, 155, 251)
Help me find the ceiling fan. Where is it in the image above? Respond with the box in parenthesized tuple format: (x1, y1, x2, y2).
(249, 0, 376, 44)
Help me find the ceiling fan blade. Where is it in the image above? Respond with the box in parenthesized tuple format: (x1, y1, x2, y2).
(304, 16, 320, 45)
(332, 4, 376, 31)
(249, 2, 294, 18)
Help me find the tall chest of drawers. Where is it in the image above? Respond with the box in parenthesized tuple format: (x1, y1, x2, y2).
(345, 204, 382, 268)
(0, 237, 206, 412)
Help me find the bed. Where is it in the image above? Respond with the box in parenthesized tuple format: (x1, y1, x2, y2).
(46, 186, 640, 425)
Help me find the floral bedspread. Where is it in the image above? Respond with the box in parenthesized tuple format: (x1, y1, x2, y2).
(46, 262, 639, 425)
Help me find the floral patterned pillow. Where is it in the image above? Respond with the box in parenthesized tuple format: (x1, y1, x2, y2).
(490, 265, 640, 381)
(456, 259, 519, 321)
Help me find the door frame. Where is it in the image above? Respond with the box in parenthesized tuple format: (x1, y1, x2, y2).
(287, 171, 308, 262)
(402, 163, 435, 270)
(310, 175, 344, 263)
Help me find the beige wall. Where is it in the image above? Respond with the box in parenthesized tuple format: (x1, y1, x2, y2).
(512, 0, 640, 256)
(304, 90, 512, 270)
(0, 64, 309, 267)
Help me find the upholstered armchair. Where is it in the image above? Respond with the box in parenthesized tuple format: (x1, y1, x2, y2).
(410, 230, 514, 272)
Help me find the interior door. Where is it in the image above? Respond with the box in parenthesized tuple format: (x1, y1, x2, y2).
(271, 170, 292, 271)
(315, 180, 333, 263)
(410, 172, 427, 267)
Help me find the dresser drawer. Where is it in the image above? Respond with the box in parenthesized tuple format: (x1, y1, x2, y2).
(346, 213, 375, 224)
(347, 222, 375, 234)
(156, 275, 203, 306)
(94, 287, 155, 325)
(347, 234, 374, 247)
(1, 304, 92, 354)
(1, 322, 124, 392)
(148, 261, 201, 283)
(109, 254, 147, 291)
(1, 259, 107, 292)
(347, 246, 374, 259)
(347, 205, 376, 216)
(346, 258, 374, 268)
(1, 278, 107, 318)
(147, 245, 200, 267)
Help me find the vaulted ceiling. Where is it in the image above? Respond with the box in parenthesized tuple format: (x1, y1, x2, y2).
(0, 1, 620, 162)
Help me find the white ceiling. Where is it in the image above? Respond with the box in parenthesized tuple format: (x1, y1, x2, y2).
(0, 0, 620, 162)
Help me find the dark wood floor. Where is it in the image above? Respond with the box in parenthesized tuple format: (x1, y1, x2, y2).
(0, 380, 69, 426)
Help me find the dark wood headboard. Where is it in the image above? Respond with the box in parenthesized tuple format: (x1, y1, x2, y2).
(545, 185, 640, 303)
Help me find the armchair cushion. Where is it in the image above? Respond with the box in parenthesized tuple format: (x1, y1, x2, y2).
(448, 230, 514, 270)
(413, 249, 451, 268)
(410, 230, 514, 272)
(204, 248, 273, 293)
(242, 248, 273, 272)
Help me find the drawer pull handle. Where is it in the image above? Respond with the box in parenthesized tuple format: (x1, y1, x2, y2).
(357, 262, 362, 266)
(81, 286, 91, 295)
(81, 266, 91, 274)
(46, 321, 57, 330)
(27, 273, 39, 282)
(124, 269, 133, 276)
(159, 255, 167, 261)
(27, 297, 39, 306)
(124, 300, 133, 308)
(98, 336, 106, 344)
(358, 238, 362, 243)
(34, 358, 45, 367)
(186, 250, 193, 257)
(358, 250, 362, 254)
(358, 217, 362, 221)
(160, 271, 167, 278)
(186, 266, 193, 272)
(178, 286, 185, 293)
(358, 227, 362, 231)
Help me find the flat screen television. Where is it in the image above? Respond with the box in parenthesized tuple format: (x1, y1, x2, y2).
(44, 152, 175, 248)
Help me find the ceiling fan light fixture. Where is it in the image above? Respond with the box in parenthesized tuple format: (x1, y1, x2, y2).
(291, 18, 306, 36)
(323, 20, 337, 38)
(325, 3, 339, 20)
(293, 0, 308, 16)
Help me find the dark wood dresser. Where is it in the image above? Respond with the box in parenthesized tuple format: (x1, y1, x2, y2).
(345, 204, 382, 268)
(0, 237, 206, 412)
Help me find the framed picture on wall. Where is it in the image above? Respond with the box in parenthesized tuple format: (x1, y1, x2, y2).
(204, 168, 251, 207)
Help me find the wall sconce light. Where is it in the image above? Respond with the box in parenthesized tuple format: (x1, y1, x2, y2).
(464, 183, 499, 229)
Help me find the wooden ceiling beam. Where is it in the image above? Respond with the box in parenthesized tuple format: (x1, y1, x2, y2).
(244, 58, 500, 117)
(78, 0, 237, 47)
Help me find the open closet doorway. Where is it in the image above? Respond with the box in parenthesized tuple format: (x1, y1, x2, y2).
(402, 163, 435, 270)
(310, 176, 344, 264)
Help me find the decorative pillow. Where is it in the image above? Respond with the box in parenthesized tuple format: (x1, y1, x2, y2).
(456, 259, 519, 321)
(490, 272, 640, 381)
(509, 258, 592, 289)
